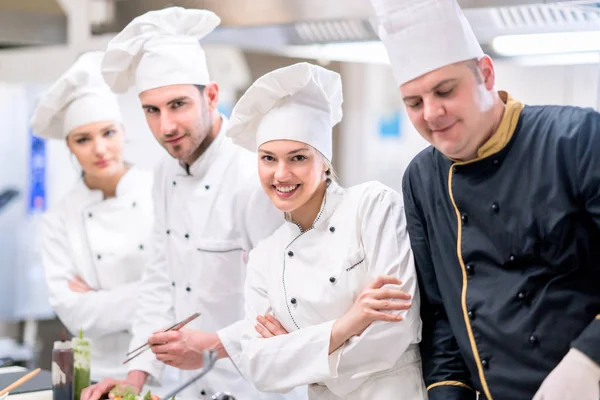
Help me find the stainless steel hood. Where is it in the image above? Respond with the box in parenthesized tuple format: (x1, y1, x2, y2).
(91, 0, 600, 53)
(99, 0, 565, 29)
(0, 0, 600, 51)
(0, 0, 67, 48)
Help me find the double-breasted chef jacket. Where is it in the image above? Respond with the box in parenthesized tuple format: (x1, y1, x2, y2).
(402, 91, 600, 399)
(43, 166, 153, 381)
(241, 180, 427, 400)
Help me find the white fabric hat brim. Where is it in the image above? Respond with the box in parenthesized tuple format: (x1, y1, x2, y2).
(62, 92, 122, 135)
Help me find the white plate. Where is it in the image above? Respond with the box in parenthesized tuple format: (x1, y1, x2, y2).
(0, 393, 9, 399)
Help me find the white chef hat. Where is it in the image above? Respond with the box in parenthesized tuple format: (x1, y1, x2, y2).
(101, 6, 220, 94)
(30, 51, 122, 140)
(227, 62, 342, 161)
(369, 0, 484, 87)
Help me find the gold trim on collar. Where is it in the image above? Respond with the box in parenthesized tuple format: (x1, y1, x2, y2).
(476, 90, 524, 160)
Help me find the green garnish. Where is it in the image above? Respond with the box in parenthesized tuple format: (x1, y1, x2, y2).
(110, 384, 137, 397)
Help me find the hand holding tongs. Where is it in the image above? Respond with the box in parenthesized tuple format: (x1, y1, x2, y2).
(123, 312, 201, 364)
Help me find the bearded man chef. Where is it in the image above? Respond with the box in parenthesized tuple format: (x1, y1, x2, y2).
(81, 6, 306, 400)
(368, 0, 600, 399)
(228, 62, 426, 399)
(31, 51, 155, 384)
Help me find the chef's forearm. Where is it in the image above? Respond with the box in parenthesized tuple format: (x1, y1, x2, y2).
(126, 370, 149, 393)
(216, 320, 247, 367)
(329, 317, 353, 354)
(127, 337, 167, 385)
(206, 332, 229, 360)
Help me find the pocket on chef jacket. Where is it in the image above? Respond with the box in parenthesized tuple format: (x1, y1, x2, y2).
(325, 247, 368, 303)
(195, 238, 245, 296)
(344, 247, 366, 273)
(343, 247, 368, 297)
(196, 238, 243, 253)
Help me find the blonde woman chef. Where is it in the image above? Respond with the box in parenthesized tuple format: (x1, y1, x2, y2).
(31, 52, 154, 381)
(227, 62, 427, 399)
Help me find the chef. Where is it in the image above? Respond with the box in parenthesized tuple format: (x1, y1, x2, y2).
(227, 62, 427, 399)
(31, 51, 154, 382)
(82, 6, 306, 400)
(369, 0, 600, 399)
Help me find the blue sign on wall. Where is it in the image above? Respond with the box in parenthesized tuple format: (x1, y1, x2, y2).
(378, 111, 402, 138)
(28, 131, 46, 214)
(218, 101, 233, 119)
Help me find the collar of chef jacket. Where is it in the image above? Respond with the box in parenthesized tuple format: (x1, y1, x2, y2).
(283, 179, 345, 234)
(175, 114, 229, 178)
(74, 165, 144, 204)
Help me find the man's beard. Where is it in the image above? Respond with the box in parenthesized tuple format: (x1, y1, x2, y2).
(172, 125, 213, 165)
(166, 108, 213, 164)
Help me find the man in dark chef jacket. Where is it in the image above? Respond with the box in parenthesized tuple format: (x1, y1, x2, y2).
(368, 0, 600, 399)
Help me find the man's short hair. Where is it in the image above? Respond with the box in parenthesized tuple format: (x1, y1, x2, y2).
(466, 59, 483, 84)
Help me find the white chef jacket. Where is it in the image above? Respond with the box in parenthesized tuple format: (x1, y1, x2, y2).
(127, 116, 307, 400)
(240, 181, 427, 399)
(42, 166, 153, 381)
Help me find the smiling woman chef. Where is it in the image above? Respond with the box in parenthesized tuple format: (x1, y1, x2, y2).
(30, 52, 154, 382)
(226, 62, 427, 400)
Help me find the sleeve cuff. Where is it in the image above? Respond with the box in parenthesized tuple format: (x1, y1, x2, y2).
(217, 320, 245, 369)
(571, 316, 600, 366)
(239, 319, 336, 392)
(427, 381, 477, 400)
(326, 326, 342, 379)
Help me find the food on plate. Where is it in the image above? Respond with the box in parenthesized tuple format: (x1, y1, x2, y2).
(110, 385, 160, 400)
